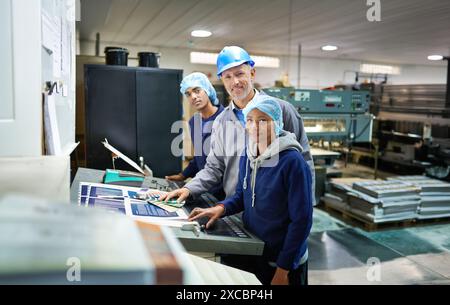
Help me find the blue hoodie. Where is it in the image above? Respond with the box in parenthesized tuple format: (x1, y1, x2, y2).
(221, 131, 313, 270)
(182, 105, 224, 178)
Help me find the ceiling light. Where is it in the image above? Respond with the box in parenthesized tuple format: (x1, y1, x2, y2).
(191, 30, 212, 38)
(321, 45, 338, 51)
(427, 55, 444, 61)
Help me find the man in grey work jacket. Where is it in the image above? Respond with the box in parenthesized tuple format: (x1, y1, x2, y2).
(161, 46, 315, 204)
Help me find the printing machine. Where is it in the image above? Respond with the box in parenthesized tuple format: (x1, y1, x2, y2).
(263, 88, 375, 168)
(367, 84, 450, 180)
(263, 88, 376, 197)
(263, 88, 374, 144)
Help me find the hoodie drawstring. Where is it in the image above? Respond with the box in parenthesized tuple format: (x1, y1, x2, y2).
(243, 158, 249, 190)
(243, 157, 258, 207)
(251, 160, 259, 207)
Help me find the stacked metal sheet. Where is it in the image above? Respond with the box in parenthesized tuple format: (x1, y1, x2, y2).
(388, 176, 450, 219)
(348, 181, 420, 223)
(322, 178, 370, 212)
(322, 178, 420, 223)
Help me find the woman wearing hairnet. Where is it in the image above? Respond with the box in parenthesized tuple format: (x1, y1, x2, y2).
(188, 95, 313, 285)
(165, 72, 225, 199)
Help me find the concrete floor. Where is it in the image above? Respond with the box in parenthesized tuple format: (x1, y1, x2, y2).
(309, 162, 450, 284)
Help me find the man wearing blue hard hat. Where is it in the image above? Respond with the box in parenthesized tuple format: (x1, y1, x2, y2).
(165, 72, 225, 199)
(162, 46, 315, 205)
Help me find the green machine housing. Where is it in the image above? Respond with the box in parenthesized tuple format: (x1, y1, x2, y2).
(263, 88, 374, 143)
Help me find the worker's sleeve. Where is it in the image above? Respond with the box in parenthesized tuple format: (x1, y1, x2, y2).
(279, 100, 316, 205)
(280, 101, 300, 139)
(181, 159, 199, 178)
(276, 156, 313, 270)
(181, 117, 200, 178)
(183, 119, 225, 197)
(220, 157, 245, 216)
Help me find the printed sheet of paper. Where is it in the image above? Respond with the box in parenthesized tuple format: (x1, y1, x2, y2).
(78, 183, 188, 226)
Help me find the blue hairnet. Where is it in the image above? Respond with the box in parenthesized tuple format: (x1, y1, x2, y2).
(180, 72, 219, 106)
(243, 95, 284, 136)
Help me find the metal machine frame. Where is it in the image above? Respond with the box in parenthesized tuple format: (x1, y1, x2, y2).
(263, 88, 374, 143)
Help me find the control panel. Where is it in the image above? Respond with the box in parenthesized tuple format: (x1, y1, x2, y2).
(144, 176, 184, 192)
(263, 88, 370, 113)
(184, 193, 251, 238)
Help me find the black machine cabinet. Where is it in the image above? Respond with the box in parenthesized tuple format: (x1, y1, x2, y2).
(85, 65, 183, 177)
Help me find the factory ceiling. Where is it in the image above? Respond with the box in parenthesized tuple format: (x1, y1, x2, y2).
(79, 0, 450, 66)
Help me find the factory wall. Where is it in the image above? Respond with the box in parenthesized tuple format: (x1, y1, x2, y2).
(79, 40, 447, 90)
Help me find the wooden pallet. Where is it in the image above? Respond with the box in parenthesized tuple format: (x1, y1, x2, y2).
(321, 202, 416, 231)
(414, 216, 450, 227)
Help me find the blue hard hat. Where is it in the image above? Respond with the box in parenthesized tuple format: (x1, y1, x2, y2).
(216, 46, 255, 77)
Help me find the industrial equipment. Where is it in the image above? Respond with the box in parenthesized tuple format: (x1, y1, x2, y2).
(370, 84, 450, 179)
(263, 88, 374, 143)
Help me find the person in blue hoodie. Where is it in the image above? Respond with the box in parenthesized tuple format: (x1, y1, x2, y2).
(188, 95, 313, 285)
(165, 72, 225, 199)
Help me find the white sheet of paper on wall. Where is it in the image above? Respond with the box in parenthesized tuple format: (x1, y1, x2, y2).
(43, 94, 62, 155)
(52, 16, 62, 78)
(41, 9, 62, 78)
(41, 10, 55, 53)
(61, 18, 70, 76)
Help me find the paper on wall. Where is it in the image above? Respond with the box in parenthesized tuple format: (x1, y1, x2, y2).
(52, 16, 62, 78)
(43, 94, 62, 155)
(41, 10, 55, 52)
(61, 18, 70, 76)
(41, 9, 62, 78)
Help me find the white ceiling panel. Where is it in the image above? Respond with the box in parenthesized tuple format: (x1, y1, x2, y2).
(79, 0, 450, 65)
